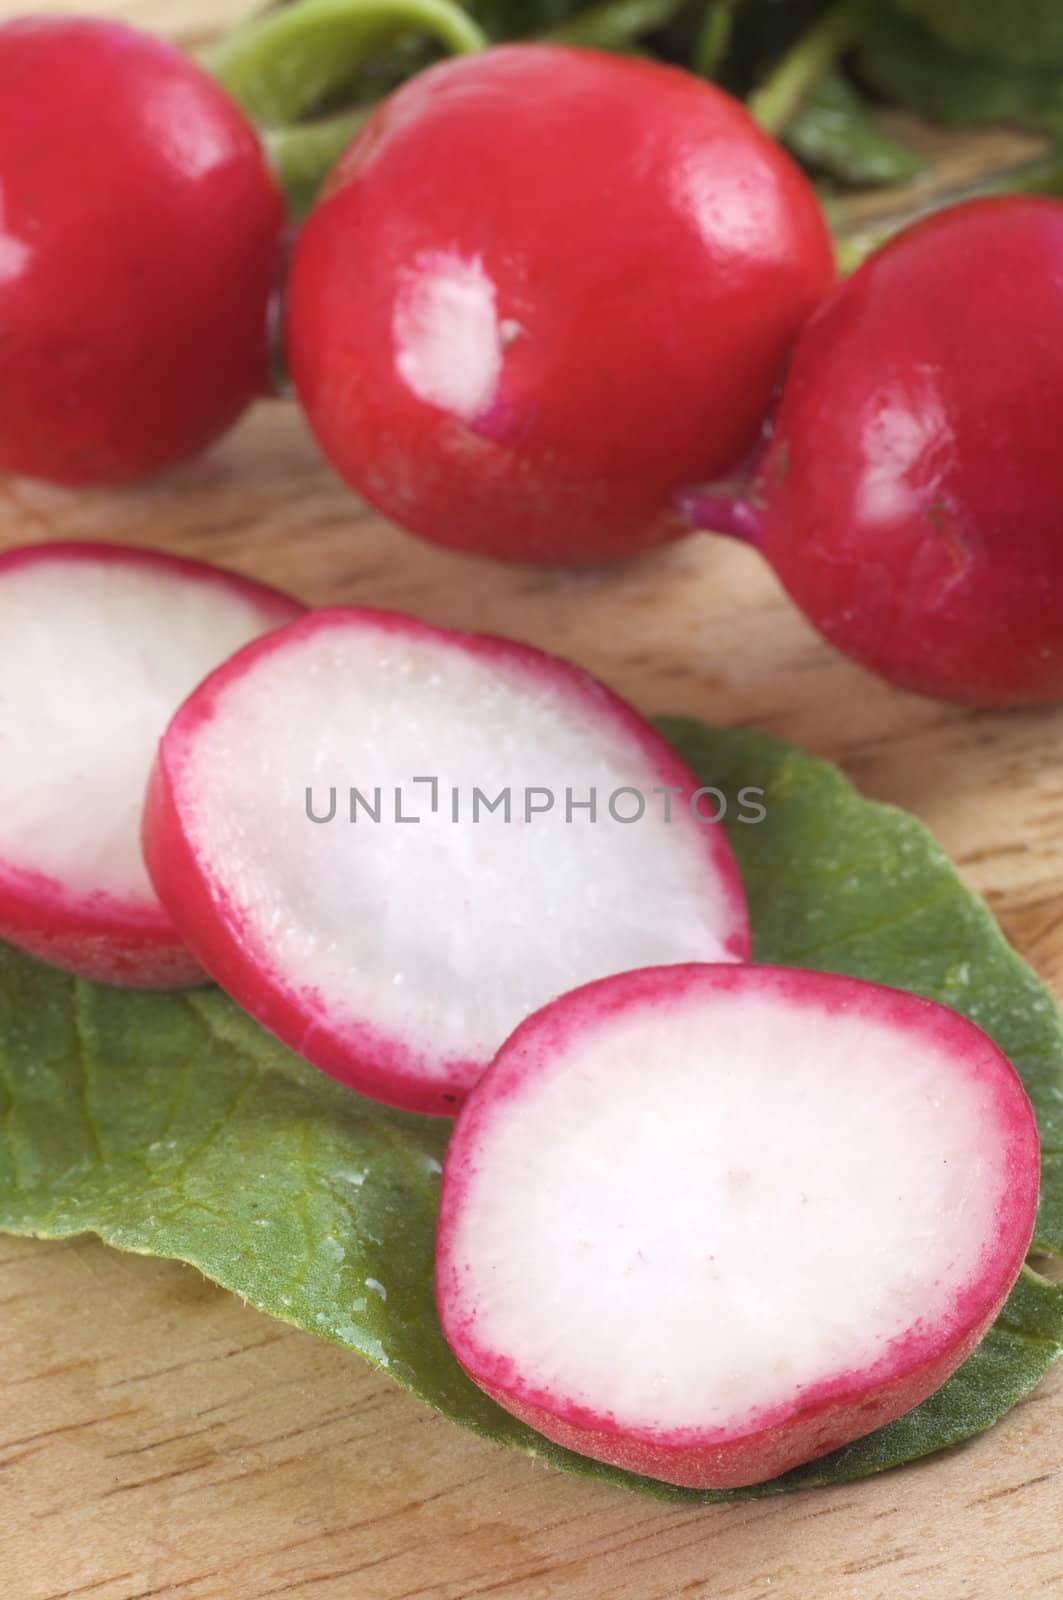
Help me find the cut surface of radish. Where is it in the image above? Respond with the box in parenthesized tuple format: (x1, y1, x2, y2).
(143, 609, 748, 1112)
(436, 964, 1039, 1488)
(0, 542, 302, 987)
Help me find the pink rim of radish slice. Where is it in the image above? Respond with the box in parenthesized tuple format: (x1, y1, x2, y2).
(143, 608, 749, 1114)
(436, 964, 1039, 1489)
(0, 541, 302, 988)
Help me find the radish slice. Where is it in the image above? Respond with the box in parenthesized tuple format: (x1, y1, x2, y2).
(0, 542, 302, 988)
(436, 965, 1039, 1489)
(143, 609, 749, 1113)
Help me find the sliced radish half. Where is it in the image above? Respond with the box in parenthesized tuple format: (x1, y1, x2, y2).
(143, 609, 749, 1113)
(0, 542, 302, 987)
(437, 964, 1039, 1489)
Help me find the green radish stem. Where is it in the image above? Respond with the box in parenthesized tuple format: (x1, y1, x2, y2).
(542, 0, 689, 51)
(747, 0, 872, 137)
(206, 0, 486, 127)
(694, 0, 743, 80)
(263, 108, 371, 217)
(214, 0, 684, 214)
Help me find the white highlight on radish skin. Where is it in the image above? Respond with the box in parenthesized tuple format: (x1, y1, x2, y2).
(673, 149, 782, 259)
(0, 184, 31, 289)
(175, 625, 739, 1071)
(394, 253, 503, 422)
(856, 389, 953, 526)
(146, 79, 241, 182)
(0, 560, 287, 904)
(448, 988, 1007, 1433)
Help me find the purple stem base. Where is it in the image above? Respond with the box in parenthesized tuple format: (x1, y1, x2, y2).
(677, 486, 765, 546)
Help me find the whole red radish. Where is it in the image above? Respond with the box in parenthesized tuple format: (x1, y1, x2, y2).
(747, 198, 1063, 705)
(143, 608, 749, 1113)
(0, 542, 302, 987)
(0, 17, 284, 485)
(437, 964, 1039, 1489)
(287, 45, 835, 565)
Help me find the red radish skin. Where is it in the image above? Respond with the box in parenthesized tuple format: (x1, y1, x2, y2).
(143, 608, 749, 1113)
(287, 45, 835, 566)
(0, 17, 284, 486)
(746, 197, 1063, 705)
(0, 542, 302, 988)
(437, 965, 1039, 1489)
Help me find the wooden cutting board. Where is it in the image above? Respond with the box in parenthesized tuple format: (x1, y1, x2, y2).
(2, 6, 1062, 1594)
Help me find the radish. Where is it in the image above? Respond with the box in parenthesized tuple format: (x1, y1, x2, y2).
(143, 609, 749, 1113)
(0, 542, 302, 987)
(0, 17, 284, 485)
(437, 964, 1039, 1489)
(693, 197, 1063, 705)
(286, 45, 835, 566)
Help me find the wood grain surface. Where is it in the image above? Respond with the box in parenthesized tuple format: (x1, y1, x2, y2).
(2, 5, 1063, 1595)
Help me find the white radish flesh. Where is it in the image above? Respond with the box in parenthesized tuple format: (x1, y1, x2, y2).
(436, 964, 1039, 1488)
(143, 608, 748, 1112)
(0, 541, 301, 987)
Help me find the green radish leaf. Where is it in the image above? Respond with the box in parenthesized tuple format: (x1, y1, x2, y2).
(858, 8, 1063, 136)
(782, 69, 927, 187)
(1, 721, 1060, 1501)
(892, 0, 1063, 72)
